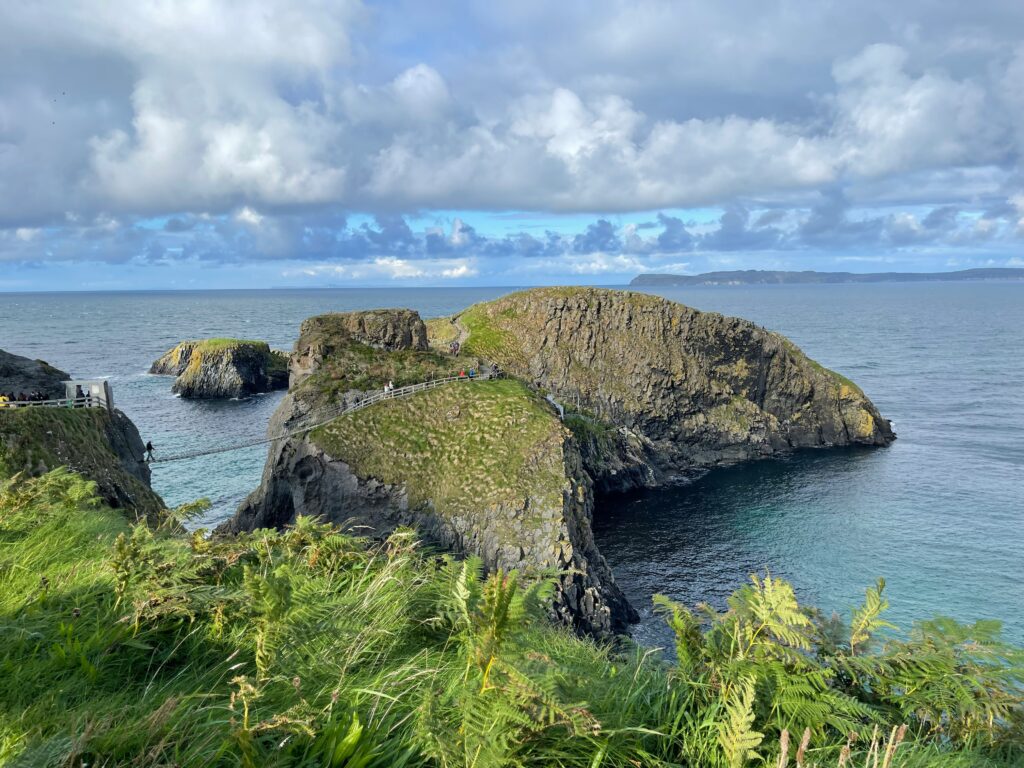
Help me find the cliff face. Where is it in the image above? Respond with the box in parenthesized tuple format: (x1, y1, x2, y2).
(290, 309, 430, 386)
(150, 340, 288, 399)
(0, 348, 165, 522)
(225, 294, 894, 638)
(226, 378, 635, 636)
(456, 288, 894, 491)
(0, 349, 69, 398)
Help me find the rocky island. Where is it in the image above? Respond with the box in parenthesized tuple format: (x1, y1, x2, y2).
(150, 338, 288, 399)
(223, 287, 894, 637)
(0, 348, 164, 522)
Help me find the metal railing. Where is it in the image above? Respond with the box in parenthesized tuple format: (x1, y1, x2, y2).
(0, 395, 104, 410)
(150, 371, 498, 464)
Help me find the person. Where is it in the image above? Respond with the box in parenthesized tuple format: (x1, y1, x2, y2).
(459, 369, 466, 378)
(388, 380, 394, 392)
(145, 441, 155, 462)
(468, 368, 475, 379)
(0, 393, 8, 409)
(74, 385, 85, 407)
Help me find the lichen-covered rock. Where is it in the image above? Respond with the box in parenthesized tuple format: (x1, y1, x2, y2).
(455, 287, 895, 491)
(223, 379, 636, 636)
(290, 309, 429, 388)
(0, 348, 69, 398)
(150, 340, 288, 399)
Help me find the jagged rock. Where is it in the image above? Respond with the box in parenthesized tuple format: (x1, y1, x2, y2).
(0, 348, 165, 521)
(0, 348, 69, 398)
(224, 378, 635, 636)
(150, 340, 288, 399)
(290, 309, 429, 388)
(453, 287, 895, 492)
(224, 289, 894, 637)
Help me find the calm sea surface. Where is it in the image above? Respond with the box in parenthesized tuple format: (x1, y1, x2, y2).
(1, 283, 1021, 646)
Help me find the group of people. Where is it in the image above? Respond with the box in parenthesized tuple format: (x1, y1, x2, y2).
(0, 390, 54, 407)
(449, 340, 462, 356)
(382, 380, 397, 394)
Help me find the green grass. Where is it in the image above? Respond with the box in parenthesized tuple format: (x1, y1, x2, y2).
(192, 338, 269, 352)
(0, 469, 1021, 766)
(311, 379, 566, 520)
(0, 407, 164, 522)
(295, 341, 459, 409)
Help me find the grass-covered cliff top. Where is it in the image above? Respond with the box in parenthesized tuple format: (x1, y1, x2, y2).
(1, 468, 1021, 767)
(0, 407, 164, 521)
(455, 286, 877, 414)
(310, 378, 567, 519)
(152, 338, 279, 377)
(294, 342, 457, 409)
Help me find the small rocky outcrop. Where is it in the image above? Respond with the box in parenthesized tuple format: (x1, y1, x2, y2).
(290, 309, 429, 387)
(0, 348, 69, 398)
(453, 287, 895, 492)
(150, 340, 288, 399)
(0, 348, 165, 522)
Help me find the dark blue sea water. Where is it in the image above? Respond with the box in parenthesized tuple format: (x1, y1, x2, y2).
(1, 283, 1021, 646)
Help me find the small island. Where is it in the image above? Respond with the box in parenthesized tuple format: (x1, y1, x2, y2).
(150, 338, 288, 399)
(225, 287, 895, 637)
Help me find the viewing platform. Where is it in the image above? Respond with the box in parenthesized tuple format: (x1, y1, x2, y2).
(0, 379, 114, 411)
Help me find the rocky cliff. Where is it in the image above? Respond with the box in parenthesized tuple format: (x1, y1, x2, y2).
(454, 287, 894, 492)
(0, 348, 69, 398)
(0, 348, 165, 522)
(225, 293, 894, 638)
(227, 378, 635, 636)
(150, 339, 288, 399)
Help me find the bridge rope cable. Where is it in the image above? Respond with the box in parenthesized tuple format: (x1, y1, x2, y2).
(149, 371, 497, 465)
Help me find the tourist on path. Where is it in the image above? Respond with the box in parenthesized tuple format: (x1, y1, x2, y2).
(145, 441, 155, 462)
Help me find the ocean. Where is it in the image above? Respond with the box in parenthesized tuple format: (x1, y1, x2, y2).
(1, 282, 1021, 647)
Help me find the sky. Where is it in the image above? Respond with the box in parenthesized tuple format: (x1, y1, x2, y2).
(3, 1, 1024, 290)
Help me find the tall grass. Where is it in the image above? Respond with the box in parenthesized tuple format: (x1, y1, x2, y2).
(1, 469, 1021, 767)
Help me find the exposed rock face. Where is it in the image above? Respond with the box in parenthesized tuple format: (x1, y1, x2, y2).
(0, 348, 165, 521)
(290, 309, 429, 387)
(456, 287, 895, 492)
(225, 379, 635, 636)
(226, 292, 894, 637)
(0, 348, 69, 398)
(150, 340, 288, 399)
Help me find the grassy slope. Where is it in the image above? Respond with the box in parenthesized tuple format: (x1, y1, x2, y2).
(0, 407, 163, 521)
(294, 341, 458, 410)
(1, 470, 1020, 767)
(310, 379, 566, 520)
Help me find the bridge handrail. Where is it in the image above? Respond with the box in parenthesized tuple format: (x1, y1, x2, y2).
(150, 371, 497, 464)
(0, 396, 102, 410)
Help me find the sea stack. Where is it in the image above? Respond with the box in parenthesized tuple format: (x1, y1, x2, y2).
(150, 339, 289, 399)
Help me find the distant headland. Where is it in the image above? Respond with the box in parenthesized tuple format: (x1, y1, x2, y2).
(630, 267, 1024, 287)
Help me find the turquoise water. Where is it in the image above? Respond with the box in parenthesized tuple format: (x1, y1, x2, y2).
(1, 283, 1021, 644)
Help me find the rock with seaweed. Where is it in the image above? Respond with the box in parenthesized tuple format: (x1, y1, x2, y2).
(0, 347, 164, 522)
(150, 339, 289, 399)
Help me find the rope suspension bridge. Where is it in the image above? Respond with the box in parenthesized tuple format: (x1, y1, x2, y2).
(148, 371, 499, 465)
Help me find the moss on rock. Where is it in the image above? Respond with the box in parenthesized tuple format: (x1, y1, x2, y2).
(151, 339, 288, 398)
